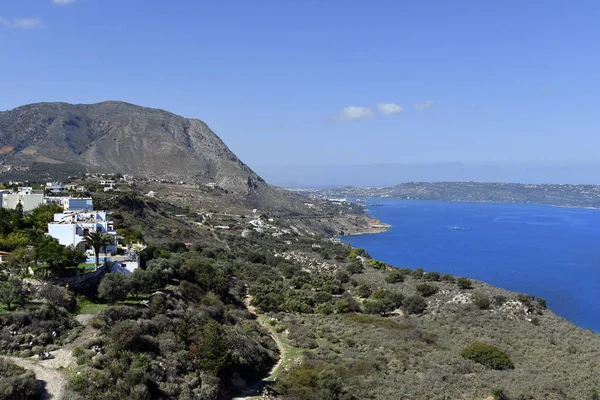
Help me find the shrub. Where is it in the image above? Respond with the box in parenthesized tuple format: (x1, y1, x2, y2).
(440, 273, 455, 282)
(416, 284, 438, 297)
(385, 270, 405, 283)
(516, 293, 534, 305)
(456, 277, 472, 289)
(333, 300, 351, 314)
(395, 268, 413, 276)
(461, 343, 514, 370)
(313, 291, 332, 304)
(491, 387, 510, 400)
(335, 271, 350, 284)
(315, 303, 333, 315)
(345, 261, 364, 275)
(98, 273, 129, 303)
(423, 271, 440, 281)
(37, 284, 76, 311)
(356, 284, 372, 298)
(368, 259, 387, 270)
(537, 297, 547, 309)
(402, 295, 427, 315)
(493, 294, 507, 306)
(363, 300, 388, 315)
(0, 358, 41, 400)
(472, 292, 491, 310)
(411, 268, 424, 279)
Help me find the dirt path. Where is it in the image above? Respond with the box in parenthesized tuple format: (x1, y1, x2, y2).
(2, 314, 98, 400)
(232, 297, 288, 400)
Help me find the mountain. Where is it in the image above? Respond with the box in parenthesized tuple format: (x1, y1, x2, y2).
(0, 101, 316, 213)
(0, 101, 263, 190)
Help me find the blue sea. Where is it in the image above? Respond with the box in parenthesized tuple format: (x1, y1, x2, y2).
(342, 199, 600, 332)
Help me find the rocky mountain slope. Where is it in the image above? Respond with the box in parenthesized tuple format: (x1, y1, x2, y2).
(0, 101, 307, 213)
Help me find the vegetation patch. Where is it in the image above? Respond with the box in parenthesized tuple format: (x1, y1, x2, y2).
(461, 343, 515, 370)
(344, 313, 404, 330)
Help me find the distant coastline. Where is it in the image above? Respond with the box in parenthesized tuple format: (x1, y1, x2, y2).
(302, 181, 600, 210)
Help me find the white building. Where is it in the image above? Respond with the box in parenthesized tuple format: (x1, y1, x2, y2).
(43, 197, 94, 211)
(1, 192, 44, 212)
(45, 182, 67, 195)
(47, 211, 117, 254)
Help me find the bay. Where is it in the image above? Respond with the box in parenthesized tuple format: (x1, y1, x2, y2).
(341, 199, 600, 332)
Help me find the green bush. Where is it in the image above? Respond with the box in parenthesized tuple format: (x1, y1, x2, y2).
(385, 270, 405, 283)
(440, 273, 455, 282)
(402, 295, 427, 315)
(356, 284, 372, 298)
(368, 259, 387, 270)
(416, 283, 438, 297)
(396, 268, 413, 275)
(411, 268, 424, 279)
(423, 271, 440, 281)
(0, 358, 41, 400)
(461, 343, 514, 370)
(98, 273, 129, 303)
(456, 277, 472, 289)
(345, 261, 364, 275)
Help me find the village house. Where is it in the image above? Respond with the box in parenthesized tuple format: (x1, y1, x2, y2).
(43, 197, 94, 211)
(45, 182, 67, 195)
(1, 190, 44, 212)
(47, 211, 117, 254)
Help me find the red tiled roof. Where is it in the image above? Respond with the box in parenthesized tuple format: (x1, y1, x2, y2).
(0, 251, 10, 255)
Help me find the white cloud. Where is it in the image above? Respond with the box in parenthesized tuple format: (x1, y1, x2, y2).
(53, 0, 78, 5)
(336, 106, 374, 121)
(413, 101, 434, 110)
(378, 103, 404, 115)
(0, 17, 42, 29)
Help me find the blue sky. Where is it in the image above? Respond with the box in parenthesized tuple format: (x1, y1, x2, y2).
(1, 0, 600, 179)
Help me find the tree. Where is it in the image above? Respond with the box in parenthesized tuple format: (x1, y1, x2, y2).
(0, 277, 26, 310)
(98, 273, 129, 303)
(11, 203, 24, 230)
(30, 204, 63, 230)
(84, 231, 113, 270)
(0, 208, 12, 236)
(37, 284, 76, 311)
(128, 268, 154, 299)
(5, 248, 35, 276)
(35, 237, 86, 276)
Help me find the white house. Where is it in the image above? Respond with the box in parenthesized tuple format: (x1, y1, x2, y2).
(43, 197, 94, 211)
(45, 182, 67, 195)
(47, 211, 117, 254)
(1, 192, 44, 212)
(0, 251, 10, 264)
